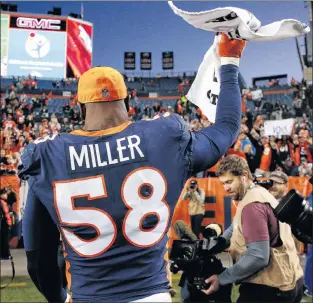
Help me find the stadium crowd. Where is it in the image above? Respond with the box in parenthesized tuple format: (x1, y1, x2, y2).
(1, 75, 312, 179)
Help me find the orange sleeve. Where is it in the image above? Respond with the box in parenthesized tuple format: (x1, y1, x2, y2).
(293, 146, 300, 166)
(259, 144, 272, 171)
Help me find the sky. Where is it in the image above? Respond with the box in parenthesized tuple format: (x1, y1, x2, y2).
(7, 1, 312, 85)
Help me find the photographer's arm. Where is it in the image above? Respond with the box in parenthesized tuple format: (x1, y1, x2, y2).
(182, 191, 191, 200)
(218, 203, 270, 286)
(221, 224, 233, 241)
(218, 241, 269, 285)
(22, 187, 67, 302)
(193, 189, 205, 203)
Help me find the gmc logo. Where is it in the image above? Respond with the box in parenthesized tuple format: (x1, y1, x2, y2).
(16, 17, 61, 30)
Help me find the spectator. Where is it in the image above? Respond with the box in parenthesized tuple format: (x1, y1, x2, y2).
(182, 180, 205, 239)
(0, 73, 312, 184)
(293, 98, 303, 117)
(273, 100, 283, 120)
(143, 104, 153, 118)
(244, 143, 257, 173)
(298, 158, 313, 177)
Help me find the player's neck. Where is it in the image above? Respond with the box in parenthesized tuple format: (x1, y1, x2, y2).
(83, 118, 129, 131)
(83, 102, 129, 131)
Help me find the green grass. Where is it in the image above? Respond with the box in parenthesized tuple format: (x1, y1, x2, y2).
(1, 275, 311, 302)
(171, 274, 240, 303)
(1, 277, 45, 302)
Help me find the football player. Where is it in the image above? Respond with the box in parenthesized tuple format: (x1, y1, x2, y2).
(19, 34, 246, 302)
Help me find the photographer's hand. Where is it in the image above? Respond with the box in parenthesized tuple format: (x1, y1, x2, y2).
(183, 191, 191, 200)
(201, 274, 219, 295)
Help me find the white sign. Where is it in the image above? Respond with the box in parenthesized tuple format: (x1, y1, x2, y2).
(251, 89, 263, 101)
(63, 91, 72, 97)
(149, 92, 158, 98)
(264, 118, 294, 138)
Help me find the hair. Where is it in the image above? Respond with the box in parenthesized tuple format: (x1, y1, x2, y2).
(216, 155, 253, 179)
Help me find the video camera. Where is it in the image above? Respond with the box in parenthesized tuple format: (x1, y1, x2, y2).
(254, 175, 313, 244)
(274, 188, 312, 244)
(169, 221, 232, 302)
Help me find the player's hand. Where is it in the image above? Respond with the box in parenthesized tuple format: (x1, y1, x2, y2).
(218, 33, 246, 58)
(201, 274, 220, 295)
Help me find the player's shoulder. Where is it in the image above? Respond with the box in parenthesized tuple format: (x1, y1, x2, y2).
(18, 141, 40, 181)
(142, 113, 189, 133)
(18, 133, 60, 181)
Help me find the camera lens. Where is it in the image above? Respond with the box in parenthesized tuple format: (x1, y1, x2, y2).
(181, 245, 194, 261)
(274, 189, 304, 224)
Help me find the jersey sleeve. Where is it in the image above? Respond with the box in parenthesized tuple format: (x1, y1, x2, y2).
(159, 68, 242, 174)
(183, 64, 242, 173)
(18, 142, 41, 181)
(158, 113, 193, 161)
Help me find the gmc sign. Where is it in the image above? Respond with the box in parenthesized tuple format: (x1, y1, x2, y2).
(10, 15, 66, 31)
(17, 17, 61, 30)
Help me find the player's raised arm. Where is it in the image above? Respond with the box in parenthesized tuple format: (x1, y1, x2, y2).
(22, 188, 67, 302)
(191, 34, 246, 172)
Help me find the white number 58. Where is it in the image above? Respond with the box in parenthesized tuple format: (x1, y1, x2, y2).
(54, 167, 170, 257)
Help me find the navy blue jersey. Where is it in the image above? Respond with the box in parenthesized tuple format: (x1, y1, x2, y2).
(19, 64, 241, 302)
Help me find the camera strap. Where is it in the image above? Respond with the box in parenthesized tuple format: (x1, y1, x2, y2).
(0, 250, 15, 290)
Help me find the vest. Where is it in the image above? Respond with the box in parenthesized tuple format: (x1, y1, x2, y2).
(230, 185, 303, 291)
(188, 190, 205, 216)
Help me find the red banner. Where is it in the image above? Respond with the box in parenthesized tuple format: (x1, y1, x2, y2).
(67, 18, 93, 77)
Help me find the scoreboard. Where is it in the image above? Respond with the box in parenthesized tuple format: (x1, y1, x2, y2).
(0, 12, 93, 78)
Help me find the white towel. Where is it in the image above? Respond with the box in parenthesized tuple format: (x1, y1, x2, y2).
(168, 1, 310, 123)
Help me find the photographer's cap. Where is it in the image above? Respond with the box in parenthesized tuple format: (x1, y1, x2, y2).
(78, 67, 127, 104)
(269, 171, 288, 184)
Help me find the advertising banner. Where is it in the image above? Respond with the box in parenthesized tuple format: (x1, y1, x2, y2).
(1, 14, 10, 76)
(9, 14, 67, 31)
(67, 18, 93, 77)
(140, 52, 152, 70)
(124, 52, 136, 70)
(162, 51, 174, 70)
(7, 28, 67, 78)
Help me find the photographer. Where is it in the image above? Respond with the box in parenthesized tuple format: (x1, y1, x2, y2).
(202, 155, 303, 303)
(5, 185, 17, 208)
(268, 171, 302, 254)
(182, 180, 205, 238)
(0, 188, 13, 260)
(268, 171, 289, 201)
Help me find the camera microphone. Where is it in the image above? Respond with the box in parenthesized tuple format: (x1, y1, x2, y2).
(173, 220, 198, 241)
(202, 223, 222, 239)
